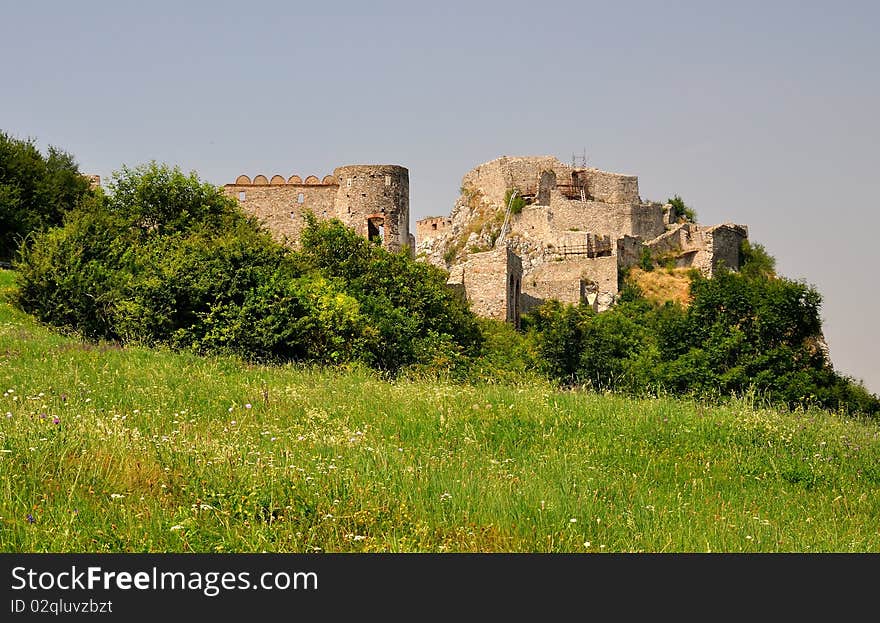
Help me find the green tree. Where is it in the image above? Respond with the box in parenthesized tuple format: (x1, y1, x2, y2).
(739, 240, 776, 280)
(0, 131, 93, 260)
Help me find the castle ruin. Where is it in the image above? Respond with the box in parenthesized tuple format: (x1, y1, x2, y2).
(224, 156, 748, 326)
(416, 156, 748, 324)
(223, 164, 412, 253)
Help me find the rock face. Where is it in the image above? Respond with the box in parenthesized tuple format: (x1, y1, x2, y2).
(416, 156, 749, 323)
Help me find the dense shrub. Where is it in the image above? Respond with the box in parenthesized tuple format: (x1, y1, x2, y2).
(526, 266, 880, 416)
(667, 194, 696, 223)
(15, 162, 480, 372)
(293, 214, 482, 370)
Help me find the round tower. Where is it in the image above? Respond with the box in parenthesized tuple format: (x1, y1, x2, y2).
(333, 164, 410, 253)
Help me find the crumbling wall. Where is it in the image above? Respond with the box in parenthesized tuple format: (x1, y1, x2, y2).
(520, 255, 618, 314)
(630, 203, 666, 239)
(461, 156, 565, 205)
(706, 224, 748, 274)
(415, 216, 453, 245)
(578, 168, 640, 204)
(448, 247, 522, 323)
(618, 223, 748, 277)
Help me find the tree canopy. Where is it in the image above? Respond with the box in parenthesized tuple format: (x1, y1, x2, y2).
(0, 131, 93, 260)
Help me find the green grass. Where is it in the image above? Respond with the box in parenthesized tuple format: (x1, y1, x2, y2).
(1, 269, 879, 552)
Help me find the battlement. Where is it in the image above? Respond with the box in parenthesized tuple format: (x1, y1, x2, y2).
(226, 174, 339, 187)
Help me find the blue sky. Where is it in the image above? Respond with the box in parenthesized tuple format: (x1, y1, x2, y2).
(3, 1, 878, 392)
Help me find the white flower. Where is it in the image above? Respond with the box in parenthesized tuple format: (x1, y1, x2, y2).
(170, 525, 184, 531)
(245, 403, 252, 409)
(570, 518, 577, 523)
(110, 493, 125, 500)
(584, 541, 591, 547)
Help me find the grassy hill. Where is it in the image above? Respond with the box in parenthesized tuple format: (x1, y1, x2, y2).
(1, 268, 878, 552)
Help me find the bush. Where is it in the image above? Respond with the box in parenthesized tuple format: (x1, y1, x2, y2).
(739, 239, 776, 280)
(504, 188, 527, 216)
(15, 163, 482, 373)
(667, 195, 696, 223)
(523, 268, 880, 416)
(638, 247, 654, 271)
(294, 214, 483, 371)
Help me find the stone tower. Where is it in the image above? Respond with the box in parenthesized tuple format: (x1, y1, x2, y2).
(333, 165, 410, 252)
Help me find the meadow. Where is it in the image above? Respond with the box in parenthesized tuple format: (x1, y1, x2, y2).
(1, 269, 878, 552)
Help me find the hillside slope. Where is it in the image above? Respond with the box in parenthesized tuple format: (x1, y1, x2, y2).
(1, 269, 878, 552)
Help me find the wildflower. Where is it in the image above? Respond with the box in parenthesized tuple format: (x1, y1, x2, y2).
(584, 541, 591, 547)
(110, 494, 125, 500)
(245, 403, 252, 409)
(53, 417, 60, 425)
(26, 514, 35, 524)
(39, 413, 46, 419)
(170, 525, 184, 531)
(230, 421, 237, 426)
(5, 412, 10, 418)
(570, 518, 577, 523)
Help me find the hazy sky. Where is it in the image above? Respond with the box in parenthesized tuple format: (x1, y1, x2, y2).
(3, 1, 878, 393)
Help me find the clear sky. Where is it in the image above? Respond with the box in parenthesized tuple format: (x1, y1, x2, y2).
(2, 1, 878, 393)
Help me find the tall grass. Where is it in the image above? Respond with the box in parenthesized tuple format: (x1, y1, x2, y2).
(1, 269, 878, 552)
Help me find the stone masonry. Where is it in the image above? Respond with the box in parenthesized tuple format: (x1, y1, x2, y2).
(224, 165, 411, 253)
(417, 156, 749, 323)
(223, 155, 748, 327)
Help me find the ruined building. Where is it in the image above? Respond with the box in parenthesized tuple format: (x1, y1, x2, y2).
(223, 164, 412, 252)
(416, 156, 748, 325)
(224, 156, 748, 327)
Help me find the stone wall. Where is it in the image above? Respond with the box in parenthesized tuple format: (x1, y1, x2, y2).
(617, 223, 748, 277)
(415, 216, 453, 245)
(617, 235, 643, 269)
(705, 224, 748, 275)
(513, 196, 664, 241)
(578, 167, 640, 204)
(460, 156, 560, 205)
(224, 164, 411, 253)
(448, 247, 522, 324)
(223, 178, 339, 244)
(459, 156, 643, 209)
(520, 255, 617, 314)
